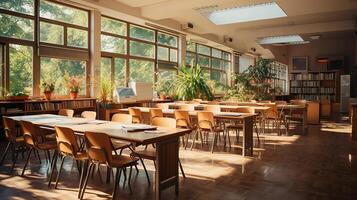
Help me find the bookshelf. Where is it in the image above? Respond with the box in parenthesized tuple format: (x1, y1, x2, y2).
(289, 71, 339, 102)
(0, 98, 96, 116)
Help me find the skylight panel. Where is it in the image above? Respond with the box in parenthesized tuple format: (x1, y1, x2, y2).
(257, 35, 304, 45)
(207, 2, 287, 25)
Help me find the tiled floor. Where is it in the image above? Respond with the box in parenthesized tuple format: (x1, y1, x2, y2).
(0, 120, 356, 200)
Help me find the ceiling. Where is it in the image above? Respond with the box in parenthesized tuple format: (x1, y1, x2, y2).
(90, 0, 357, 58)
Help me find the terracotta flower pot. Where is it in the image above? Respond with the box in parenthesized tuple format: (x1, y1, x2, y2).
(70, 92, 78, 99)
(159, 94, 166, 100)
(44, 92, 52, 100)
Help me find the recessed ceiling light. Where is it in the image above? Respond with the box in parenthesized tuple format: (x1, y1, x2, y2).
(206, 2, 287, 25)
(258, 35, 304, 45)
(310, 35, 321, 40)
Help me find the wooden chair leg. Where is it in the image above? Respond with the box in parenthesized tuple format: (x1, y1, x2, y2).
(55, 156, 66, 189)
(80, 163, 94, 200)
(128, 166, 133, 194)
(0, 142, 11, 165)
(178, 159, 185, 178)
(21, 147, 33, 176)
(190, 130, 198, 150)
(211, 132, 216, 154)
(48, 151, 58, 187)
(139, 157, 150, 185)
(78, 160, 88, 198)
(112, 167, 120, 200)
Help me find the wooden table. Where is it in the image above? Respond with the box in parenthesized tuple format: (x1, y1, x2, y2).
(9, 114, 190, 200)
(118, 107, 257, 157)
(352, 104, 357, 140)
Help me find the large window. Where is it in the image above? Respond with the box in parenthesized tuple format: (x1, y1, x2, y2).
(101, 16, 179, 86)
(40, 57, 86, 95)
(186, 41, 232, 93)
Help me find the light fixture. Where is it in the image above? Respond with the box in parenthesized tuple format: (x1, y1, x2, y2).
(206, 2, 287, 25)
(258, 35, 304, 45)
(310, 35, 321, 40)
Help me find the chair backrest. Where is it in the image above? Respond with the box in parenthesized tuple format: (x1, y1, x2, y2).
(55, 126, 79, 156)
(20, 121, 40, 146)
(234, 107, 254, 114)
(81, 111, 96, 120)
(174, 110, 191, 128)
(290, 99, 306, 106)
(156, 103, 169, 110)
(179, 104, 195, 111)
(204, 105, 221, 113)
(266, 104, 279, 119)
(111, 113, 132, 123)
(128, 107, 142, 123)
(149, 108, 163, 120)
(58, 109, 74, 117)
(3, 117, 17, 141)
(197, 111, 214, 130)
(151, 117, 176, 128)
(84, 131, 113, 164)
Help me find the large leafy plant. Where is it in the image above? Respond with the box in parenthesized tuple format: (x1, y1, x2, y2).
(172, 65, 213, 101)
(225, 58, 276, 101)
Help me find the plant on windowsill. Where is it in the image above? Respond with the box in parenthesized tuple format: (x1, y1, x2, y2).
(172, 65, 213, 101)
(65, 76, 81, 99)
(41, 82, 55, 100)
(154, 76, 173, 100)
(99, 78, 114, 106)
(6, 91, 30, 101)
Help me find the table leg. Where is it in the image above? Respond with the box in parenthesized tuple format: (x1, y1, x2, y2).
(242, 117, 254, 157)
(303, 108, 308, 134)
(352, 106, 357, 140)
(155, 137, 180, 200)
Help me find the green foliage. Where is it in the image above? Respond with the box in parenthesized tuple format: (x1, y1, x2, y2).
(154, 74, 174, 96)
(64, 74, 82, 93)
(172, 65, 213, 101)
(224, 58, 276, 101)
(99, 78, 114, 102)
(41, 81, 55, 92)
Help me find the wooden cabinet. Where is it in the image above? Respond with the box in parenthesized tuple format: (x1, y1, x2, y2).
(307, 101, 320, 124)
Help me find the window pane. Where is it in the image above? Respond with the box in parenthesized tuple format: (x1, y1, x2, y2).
(9, 44, 33, 95)
(158, 61, 177, 69)
(101, 35, 126, 54)
(114, 58, 126, 87)
(223, 52, 231, 60)
(170, 49, 177, 62)
(158, 69, 176, 81)
(212, 49, 222, 58)
(0, 0, 34, 15)
(222, 60, 231, 71)
(40, 21, 64, 45)
(211, 58, 221, 69)
(186, 42, 196, 52)
(157, 32, 177, 47)
(129, 25, 155, 42)
(0, 13, 34, 41)
(129, 59, 154, 83)
(211, 70, 227, 93)
(101, 16, 126, 36)
(197, 55, 210, 68)
(129, 41, 155, 59)
(185, 52, 196, 66)
(197, 44, 210, 56)
(158, 46, 169, 61)
(40, 0, 88, 27)
(101, 57, 111, 83)
(67, 28, 88, 48)
(40, 57, 86, 95)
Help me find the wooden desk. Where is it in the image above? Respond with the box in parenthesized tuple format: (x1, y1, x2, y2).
(9, 114, 189, 200)
(119, 107, 256, 157)
(352, 104, 357, 140)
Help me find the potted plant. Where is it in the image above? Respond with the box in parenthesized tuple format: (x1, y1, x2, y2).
(6, 92, 30, 101)
(41, 82, 55, 100)
(154, 76, 173, 100)
(66, 77, 81, 99)
(171, 65, 213, 101)
(99, 79, 114, 103)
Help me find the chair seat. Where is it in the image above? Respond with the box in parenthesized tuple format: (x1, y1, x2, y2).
(131, 149, 156, 160)
(37, 141, 57, 150)
(74, 151, 88, 160)
(111, 139, 131, 150)
(45, 133, 56, 141)
(111, 155, 138, 168)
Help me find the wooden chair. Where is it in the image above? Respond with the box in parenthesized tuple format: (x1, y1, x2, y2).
(197, 111, 225, 153)
(48, 126, 88, 198)
(131, 117, 186, 185)
(58, 109, 74, 117)
(149, 108, 163, 124)
(266, 104, 287, 135)
(156, 103, 169, 110)
(110, 114, 132, 154)
(175, 110, 197, 150)
(128, 108, 142, 123)
(80, 131, 139, 200)
(81, 111, 96, 120)
(20, 120, 58, 176)
(0, 117, 26, 169)
(179, 104, 195, 111)
(111, 113, 132, 124)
